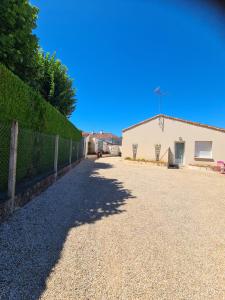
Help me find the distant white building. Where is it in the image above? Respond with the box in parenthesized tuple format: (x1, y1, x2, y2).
(82, 131, 122, 155)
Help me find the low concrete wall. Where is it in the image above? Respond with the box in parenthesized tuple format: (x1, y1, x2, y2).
(0, 160, 82, 223)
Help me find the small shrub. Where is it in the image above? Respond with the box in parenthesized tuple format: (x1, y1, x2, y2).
(125, 157, 167, 166)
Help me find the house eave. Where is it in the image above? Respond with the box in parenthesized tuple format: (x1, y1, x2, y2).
(122, 114, 225, 134)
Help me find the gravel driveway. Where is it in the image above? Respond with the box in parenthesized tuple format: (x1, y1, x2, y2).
(0, 157, 225, 300)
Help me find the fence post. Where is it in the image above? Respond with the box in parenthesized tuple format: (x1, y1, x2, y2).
(8, 120, 18, 212)
(54, 135, 59, 179)
(69, 139, 72, 166)
(83, 138, 85, 158)
(82, 138, 85, 158)
(77, 141, 79, 161)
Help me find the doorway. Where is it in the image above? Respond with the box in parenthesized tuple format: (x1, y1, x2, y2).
(175, 142, 185, 166)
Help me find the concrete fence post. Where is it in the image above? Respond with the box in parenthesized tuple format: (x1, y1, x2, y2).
(8, 120, 19, 212)
(54, 135, 59, 179)
(69, 139, 72, 165)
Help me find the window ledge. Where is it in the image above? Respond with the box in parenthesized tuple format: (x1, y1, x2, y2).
(194, 157, 214, 162)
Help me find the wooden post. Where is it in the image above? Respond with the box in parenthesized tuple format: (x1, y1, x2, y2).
(69, 139, 72, 165)
(85, 136, 90, 158)
(54, 135, 59, 179)
(83, 138, 86, 157)
(82, 138, 85, 158)
(8, 120, 18, 212)
(77, 141, 79, 161)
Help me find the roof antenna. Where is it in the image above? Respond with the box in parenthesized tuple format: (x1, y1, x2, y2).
(153, 87, 167, 130)
(153, 86, 167, 114)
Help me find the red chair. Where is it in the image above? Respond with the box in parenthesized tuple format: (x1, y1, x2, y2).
(217, 161, 225, 174)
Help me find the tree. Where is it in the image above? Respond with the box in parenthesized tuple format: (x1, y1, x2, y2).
(0, 1, 76, 117)
(0, 0, 40, 88)
(38, 51, 76, 117)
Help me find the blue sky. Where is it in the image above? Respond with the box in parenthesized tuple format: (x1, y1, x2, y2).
(32, 0, 225, 135)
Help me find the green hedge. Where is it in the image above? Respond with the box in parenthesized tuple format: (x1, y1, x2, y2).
(0, 63, 81, 140)
(0, 64, 82, 197)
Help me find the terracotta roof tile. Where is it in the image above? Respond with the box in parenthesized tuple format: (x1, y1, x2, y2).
(82, 132, 90, 137)
(82, 132, 120, 139)
(93, 133, 120, 139)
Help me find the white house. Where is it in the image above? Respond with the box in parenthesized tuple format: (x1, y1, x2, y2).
(122, 114, 225, 167)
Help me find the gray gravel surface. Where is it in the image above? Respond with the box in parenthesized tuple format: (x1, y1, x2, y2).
(0, 157, 225, 300)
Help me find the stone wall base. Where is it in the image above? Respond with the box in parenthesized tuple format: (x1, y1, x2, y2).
(0, 160, 82, 223)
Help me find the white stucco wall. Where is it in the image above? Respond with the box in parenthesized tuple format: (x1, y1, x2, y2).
(122, 116, 225, 165)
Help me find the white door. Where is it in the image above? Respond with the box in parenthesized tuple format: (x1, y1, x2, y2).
(175, 142, 185, 165)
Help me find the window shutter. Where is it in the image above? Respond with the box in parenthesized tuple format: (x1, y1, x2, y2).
(195, 141, 212, 158)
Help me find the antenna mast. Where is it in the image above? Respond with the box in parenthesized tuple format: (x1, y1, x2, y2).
(153, 86, 166, 114)
(153, 86, 167, 129)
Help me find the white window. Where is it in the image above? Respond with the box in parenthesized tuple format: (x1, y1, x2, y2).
(195, 141, 212, 159)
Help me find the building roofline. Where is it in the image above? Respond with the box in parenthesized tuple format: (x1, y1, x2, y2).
(82, 131, 120, 139)
(122, 114, 225, 134)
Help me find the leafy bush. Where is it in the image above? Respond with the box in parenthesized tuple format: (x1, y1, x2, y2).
(0, 63, 81, 140)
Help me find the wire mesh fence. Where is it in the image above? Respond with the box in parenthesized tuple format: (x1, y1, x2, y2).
(16, 128, 56, 188)
(0, 121, 84, 200)
(58, 137, 71, 169)
(78, 140, 84, 160)
(71, 141, 79, 163)
(0, 123, 11, 199)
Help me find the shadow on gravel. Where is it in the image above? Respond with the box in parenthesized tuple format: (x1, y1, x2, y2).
(0, 159, 134, 300)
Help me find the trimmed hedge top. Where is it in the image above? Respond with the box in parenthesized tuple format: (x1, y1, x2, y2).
(0, 63, 81, 140)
